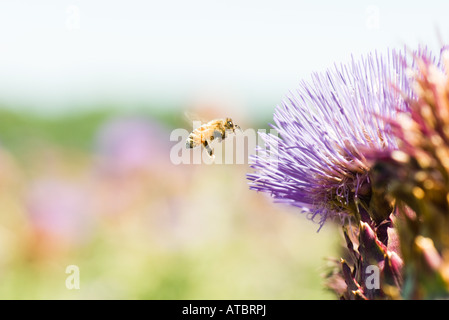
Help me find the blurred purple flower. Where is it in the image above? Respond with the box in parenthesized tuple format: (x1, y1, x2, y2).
(26, 178, 91, 243)
(247, 50, 413, 229)
(94, 117, 170, 176)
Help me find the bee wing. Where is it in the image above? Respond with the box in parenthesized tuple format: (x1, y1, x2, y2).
(184, 111, 206, 129)
(183, 111, 200, 123)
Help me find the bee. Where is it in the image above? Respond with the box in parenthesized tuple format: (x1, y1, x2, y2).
(186, 117, 241, 158)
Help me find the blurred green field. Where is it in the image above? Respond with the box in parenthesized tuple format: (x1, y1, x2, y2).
(0, 106, 339, 299)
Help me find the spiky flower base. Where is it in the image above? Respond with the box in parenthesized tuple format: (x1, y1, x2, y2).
(325, 213, 403, 299)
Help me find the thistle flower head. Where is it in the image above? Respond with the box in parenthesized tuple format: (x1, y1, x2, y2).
(248, 50, 412, 229)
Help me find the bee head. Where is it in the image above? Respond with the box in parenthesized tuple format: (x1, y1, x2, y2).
(225, 118, 234, 129)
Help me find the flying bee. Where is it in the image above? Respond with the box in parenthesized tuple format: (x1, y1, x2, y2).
(186, 117, 241, 158)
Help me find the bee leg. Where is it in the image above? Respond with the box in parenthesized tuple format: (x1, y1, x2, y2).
(204, 140, 214, 158)
(235, 124, 242, 132)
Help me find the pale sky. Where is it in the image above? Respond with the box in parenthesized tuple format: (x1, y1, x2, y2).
(0, 0, 448, 113)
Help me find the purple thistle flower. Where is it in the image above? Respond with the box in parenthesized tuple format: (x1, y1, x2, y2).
(248, 49, 413, 229)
